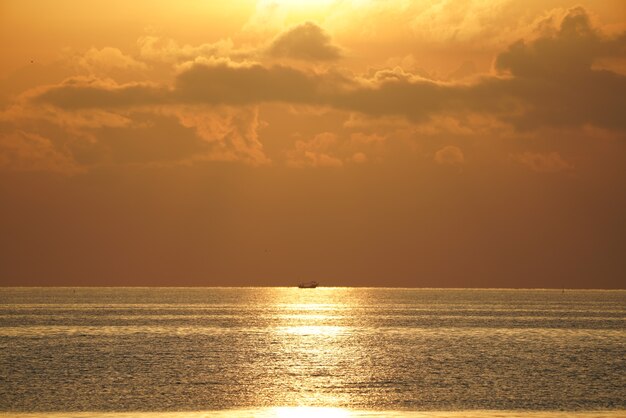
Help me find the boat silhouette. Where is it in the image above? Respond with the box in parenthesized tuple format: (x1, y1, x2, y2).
(298, 281, 318, 288)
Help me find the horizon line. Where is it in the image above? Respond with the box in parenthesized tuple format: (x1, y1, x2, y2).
(1, 285, 625, 291)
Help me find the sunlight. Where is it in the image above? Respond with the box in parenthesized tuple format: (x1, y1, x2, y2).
(281, 325, 345, 335)
(272, 406, 352, 418)
(254, 0, 340, 19)
(270, 0, 336, 8)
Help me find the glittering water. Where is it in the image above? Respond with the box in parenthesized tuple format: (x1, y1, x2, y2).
(0, 288, 624, 416)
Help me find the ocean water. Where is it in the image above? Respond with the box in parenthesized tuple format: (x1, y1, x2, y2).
(0, 288, 624, 417)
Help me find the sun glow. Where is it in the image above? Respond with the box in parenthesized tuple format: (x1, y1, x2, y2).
(281, 325, 345, 335)
(254, 0, 338, 19)
(272, 406, 352, 418)
(270, 0, 337, 7)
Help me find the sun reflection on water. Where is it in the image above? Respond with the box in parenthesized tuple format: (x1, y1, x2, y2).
(260, 289, 357, 408)
(280, 325, 346, 335)
(272, 406, 352, 418)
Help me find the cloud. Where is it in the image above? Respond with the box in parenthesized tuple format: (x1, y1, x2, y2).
(512, 151, 573, 172)
(242, 0, 290, 35)
(0, 130, 82, 174)
(384, 55, 435, 80)
(286, 132, 343, 168)
(2, 85, 269, 171)
(34, 77, 169, 109)
(0, 104, 219, 169)
(1, 107, 270, 171)
(350, 152, 368, 163)
(434, 145, 464, 166)
(168, 106, 270, 165)
(267, 22, 342, 61)
(493, 7, 626, 130)
(447, 60, 477, 81)
(496, 7, 601, 77)
(409, 0, 515, 45)
(137, 36, 239, 63)
(79, 47, 147, 73)
(323, 0, 564, 52)
(32, 61, 460, 123)
(350, 132, 387, 144)
(32, 8, 626, 134)
(285, 131, 383, 167)
(173, 58, 350, 105)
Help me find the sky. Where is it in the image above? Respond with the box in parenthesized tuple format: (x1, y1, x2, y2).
(0, 0, 625, 288)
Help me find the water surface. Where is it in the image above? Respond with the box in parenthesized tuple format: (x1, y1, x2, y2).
(1, 288, 624, 415)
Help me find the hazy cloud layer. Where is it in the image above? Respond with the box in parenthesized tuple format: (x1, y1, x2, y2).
(79, 47, 147, 73)
(286, 132, 343, 168)
(4, 6, 625, 176)
(0, 130, 82, 173)
(435, 145, 465, 166)
(33, 8, 625, 135)
(512, 151, 573, 173)
(137, 36, 240, 63)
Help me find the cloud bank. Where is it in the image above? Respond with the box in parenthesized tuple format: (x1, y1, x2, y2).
(34, 8, 625, 134)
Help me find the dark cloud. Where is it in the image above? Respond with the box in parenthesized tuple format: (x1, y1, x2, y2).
(266, 22, 342, 61)
(34, 8, 626, 132)
(35, 78, 169, 109)
(174, 59, 346, 105)
(492, 7, 626, 131)
(496, 7, 600, 78)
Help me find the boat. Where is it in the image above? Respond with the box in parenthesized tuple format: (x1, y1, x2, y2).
(298, 281, 318, 288)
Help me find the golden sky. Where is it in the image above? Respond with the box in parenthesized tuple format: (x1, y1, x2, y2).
(1, 0, 625, 287)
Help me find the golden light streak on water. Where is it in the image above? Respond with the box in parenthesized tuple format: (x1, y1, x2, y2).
(272, 406, 352, 418)
(2, 410, 626, 418)
(280, 325, 346, 335)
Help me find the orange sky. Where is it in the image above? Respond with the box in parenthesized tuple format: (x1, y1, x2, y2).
(1, 1, 625, 288)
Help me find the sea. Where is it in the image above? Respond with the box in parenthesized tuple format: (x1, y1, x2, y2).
(0, 287, 624, 418)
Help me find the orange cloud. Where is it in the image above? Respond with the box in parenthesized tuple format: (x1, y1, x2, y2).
(34, 77, 169, 109)
(78, 47, 147, 74)
(33, 8, 625, 133)
(168, 106, 270, 166)
(512, 151, 573, 173)
(267, 22, 342, 61)
(286, 132, 343, 168)
(137, 36, 239, 63)
(434, 145, 464, 166)
(0, 130, 82, 174)
(1, 93, 268, 171)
